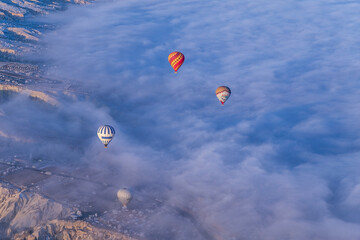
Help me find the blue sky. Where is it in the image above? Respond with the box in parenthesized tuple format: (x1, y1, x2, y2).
(2, 0, 360, 239)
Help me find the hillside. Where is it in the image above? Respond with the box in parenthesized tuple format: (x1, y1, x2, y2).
(0, 0, 91, 60)
(0, 182, 133, 239)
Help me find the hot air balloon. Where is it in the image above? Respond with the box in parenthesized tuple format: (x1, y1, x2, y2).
(168, 51, 184, 73)
(117, 188, 132, 208)
(97, 125, 115, 148)
(216, 86, 231, 105)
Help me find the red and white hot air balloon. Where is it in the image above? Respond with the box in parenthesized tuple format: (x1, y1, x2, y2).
(216, 86, 231, 105)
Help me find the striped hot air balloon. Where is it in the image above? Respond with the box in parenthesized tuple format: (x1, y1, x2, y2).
(216, 86, 231, 105)
(168, 51, 184, 73)
(97, 125, 115, 148)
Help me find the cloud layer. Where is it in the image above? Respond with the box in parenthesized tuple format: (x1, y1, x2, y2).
(2, 0, 360, 239)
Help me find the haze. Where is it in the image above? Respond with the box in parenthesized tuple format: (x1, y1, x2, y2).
(1, 0, 360, 239)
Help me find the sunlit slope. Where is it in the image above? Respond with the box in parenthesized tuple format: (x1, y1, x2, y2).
(0, 182, 71, 236)
(0, 84, 58, 105)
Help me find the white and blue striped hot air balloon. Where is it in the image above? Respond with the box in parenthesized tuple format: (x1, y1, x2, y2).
(97, 125, 115, 148)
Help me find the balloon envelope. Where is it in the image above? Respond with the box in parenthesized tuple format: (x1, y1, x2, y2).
(216, 86, 231, 105)
(97, 125, 115, 148)
(168, 51, 184, 73)
(117, 188, 132, 207)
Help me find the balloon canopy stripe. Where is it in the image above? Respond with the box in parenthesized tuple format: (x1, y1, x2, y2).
(168, 53, 176, 62)
(168, 53, 180, 63)
(216, 86, 231, 94)
(173, 57, 184, 71)
(216, 90, 230, 95)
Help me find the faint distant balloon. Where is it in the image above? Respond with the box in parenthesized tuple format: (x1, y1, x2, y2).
(97, 125, 115, 148)
(117, 188, 132, 208)
(168, 51, 184, 73)
(216, 86, 231, 105)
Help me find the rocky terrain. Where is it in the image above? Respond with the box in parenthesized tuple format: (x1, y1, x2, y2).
(14, 220, 133, 240)
(0, 0, 91, 60)
(0, 154, 211, 239)
(0, 182, 133, 239)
